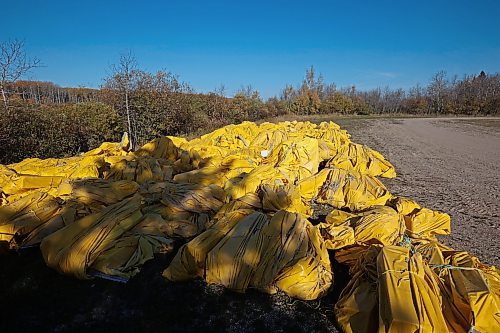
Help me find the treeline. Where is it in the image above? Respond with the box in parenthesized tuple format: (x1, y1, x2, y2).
(6, 81, 101, 104)
(5, 67, 500, 117)
(1, 64, 499, 164)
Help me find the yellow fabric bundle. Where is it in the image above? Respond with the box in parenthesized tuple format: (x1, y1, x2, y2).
(90, 213, 175, 279)
(335, 246, 380, 333)
(435, 251, 500, 332)
(377, 246, 448, 332)
(60, 178, 139, 206)
(326, 142, 396, 178)
(263, 137, 320, 182)
(224, 164, 289, 200)
(8, 155, 104, 179)
(0, 191, 60, 248)
(40, 194, 143, 279)
(133, 136, 181, 160)
(163, 209, 252, 281)
(298, 168, 392, 211)
(105, 157, 171, 184)
(1, 175, 66, 195)
(320, 206, 405, 250)
(165, 210, 331, 300)
(404, 207, 451, 237)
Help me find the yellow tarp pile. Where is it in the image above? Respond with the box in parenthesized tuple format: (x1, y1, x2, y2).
(335, 244, 500, 333)
(164, 208, 331, 300)
(1, 120, 498, 330)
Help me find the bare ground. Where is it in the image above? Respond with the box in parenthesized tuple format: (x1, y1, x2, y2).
(337, 117, 500, 267)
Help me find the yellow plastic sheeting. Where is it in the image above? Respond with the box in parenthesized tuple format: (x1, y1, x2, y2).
(0, 165, 17, 196)
(320, 206, 405, 251)
(184, 121, 260, 151)
(319, 224, 355, 250)
(377, 246, 448, 333)
(435, 251, 500, 333)
(298, 168, 392, 211)
(40, 194, 143, 279)
(312, 121, 351, 147)
(404, 207, 451, 237)
(1, 175, 66, 195)
(20, 204, 78, 248)
(350, 206, 405, 246)
(8, 155, 104, 179)
(389, 196, 422, 215)
(414, 239, 453, 265)
(337, 245, 451, 333)
(159, 183, 226, 215)
(262, 137, 320, 182)
(91, 214, 175, 279)
(133, 136, 181, 161)
(249, 127, 289, 150)
(163, 210, 252, 281)
(326, 142, 396, 178)
(173, 157, 257, 187)
(336, 244, 500, 333)
(204, 211, 271, 292)
(140, 182, 226, 240)
(224, 165, 289, 200)
(259, 184, 312, 216)
(105, 157, 171, 184)
(0, 191, 60, 248)
(165, 210, 332, 300)
(211, 193, 262, 224)
(58, 179, 139, 207)
(273, 221, 332, 300)
(84, 142, 127, 157)
(335, 246, 379, 333)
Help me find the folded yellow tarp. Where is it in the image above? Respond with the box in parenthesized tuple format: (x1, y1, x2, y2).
(164, 210, 332, 300)
(335, 246, 380, 333)
(105, 157, 171, 184)
(163, 209, 252, 281)
(435, 251, 500, 332)
(298, 168, 392, 211)
(404, 207, 451, 237)
(91, 213, 175, 279)
(0, 191, 60, 248)
(377, 246, 448, 332)
(8, 155, 104, 179)
(224, 165, 289, 200)
(40, 194, 143, 279)
(320, 206, 405, 250)
(326, 142, 396, 178)
(2, 175, 66, 195)
(262, 137, 320, 182)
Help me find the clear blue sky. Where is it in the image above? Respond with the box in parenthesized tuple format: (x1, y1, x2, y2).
(3, 0, 500, 98)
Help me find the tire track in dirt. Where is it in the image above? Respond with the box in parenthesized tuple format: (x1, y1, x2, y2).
(341, 118, 500, 266)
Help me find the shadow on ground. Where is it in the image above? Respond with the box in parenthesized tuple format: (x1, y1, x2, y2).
(0, 240, 349, 333)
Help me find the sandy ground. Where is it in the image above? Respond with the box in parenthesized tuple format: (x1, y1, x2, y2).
(338, 117, 500, 266)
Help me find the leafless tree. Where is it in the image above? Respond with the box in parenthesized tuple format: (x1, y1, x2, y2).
(104, 51, 139, 149)
(0, 39, 41, 109)
(428, 71, 448, 114)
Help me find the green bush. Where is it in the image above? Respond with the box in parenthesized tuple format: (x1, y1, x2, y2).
(0, 103, 123, 164)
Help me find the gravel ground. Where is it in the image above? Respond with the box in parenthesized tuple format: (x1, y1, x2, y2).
(337, 117, 500, 267)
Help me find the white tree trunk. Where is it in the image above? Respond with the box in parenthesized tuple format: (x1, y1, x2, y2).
(1, 87, 7, 110)
(125, 90, 134, 150)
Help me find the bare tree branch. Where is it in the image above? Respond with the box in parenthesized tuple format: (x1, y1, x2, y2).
(0, 39, 42, 109)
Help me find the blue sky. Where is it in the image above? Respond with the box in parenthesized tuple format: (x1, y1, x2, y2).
(3, 0, 500, 98)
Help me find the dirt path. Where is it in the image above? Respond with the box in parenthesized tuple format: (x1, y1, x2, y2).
(339, 117, 500, 266)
